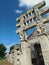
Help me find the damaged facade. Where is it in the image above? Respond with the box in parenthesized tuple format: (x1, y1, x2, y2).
(7, 1, 49, 65)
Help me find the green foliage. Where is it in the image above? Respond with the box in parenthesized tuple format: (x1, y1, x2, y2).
(9, 44, 20, 53)
(9, 45, 14, 52)
(0, 44, 6, 58)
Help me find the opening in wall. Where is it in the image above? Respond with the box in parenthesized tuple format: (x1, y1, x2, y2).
(34, 43, 45, 65)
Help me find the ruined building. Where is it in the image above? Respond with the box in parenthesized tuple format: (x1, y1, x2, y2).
(7, 1, 49, 65)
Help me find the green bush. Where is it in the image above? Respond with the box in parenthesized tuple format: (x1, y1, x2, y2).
(0, 44, 6, 58)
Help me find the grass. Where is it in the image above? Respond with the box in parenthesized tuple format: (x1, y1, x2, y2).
(0, 59, 5, 62)
(0, 58, 5, 62)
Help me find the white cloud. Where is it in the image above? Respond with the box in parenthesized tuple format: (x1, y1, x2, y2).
(19, 0, 43, 8)
(45, 0, 49, 6)
(16, 10, 23, 14)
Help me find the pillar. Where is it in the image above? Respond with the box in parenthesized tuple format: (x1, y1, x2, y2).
(39, 35, 49, 65)
(14, 48, 21, 65)
(21, 41, 32, 65)
(9, 53, 14, 63)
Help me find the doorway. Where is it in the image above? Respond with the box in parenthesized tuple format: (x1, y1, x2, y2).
(34, 43, 45, 65)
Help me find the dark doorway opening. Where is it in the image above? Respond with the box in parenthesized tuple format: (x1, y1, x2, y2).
(31, 43, 45, 65)
(34, 43, 45, 65)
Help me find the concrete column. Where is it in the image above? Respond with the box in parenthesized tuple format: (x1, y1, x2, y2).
(9, 53, 14, 63)
(25, 15, 27, 19)
(31, 12, 32, 15)
(14, 49, 18, 65)
(9, 53, 13, 63)
(21, 41, 32, 65)
(7, 53, 10, 62)
(39, 35, 49, 65)
(26, 22, 28, 25)
(32, 19, 34, 23)
(29, 20, 31, 24)
(28, 13, 30, 17)
(14, 49, 21, 65)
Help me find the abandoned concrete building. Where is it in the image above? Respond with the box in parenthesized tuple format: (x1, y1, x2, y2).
(7, 23, 49, 65)
(7, 1, 49, 65)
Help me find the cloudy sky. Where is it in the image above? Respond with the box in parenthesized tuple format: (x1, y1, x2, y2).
(0, 0, 49, 52)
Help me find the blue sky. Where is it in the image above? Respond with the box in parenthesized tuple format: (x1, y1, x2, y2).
(0, 0, 49, 52)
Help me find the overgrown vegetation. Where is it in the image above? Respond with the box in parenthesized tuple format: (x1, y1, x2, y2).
(9, 45, 14, 53)
(0, 44, 6, 59)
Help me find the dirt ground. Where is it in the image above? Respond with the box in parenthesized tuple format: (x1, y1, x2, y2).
(0, 60, 13, 65)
